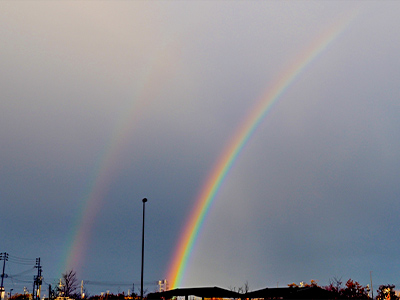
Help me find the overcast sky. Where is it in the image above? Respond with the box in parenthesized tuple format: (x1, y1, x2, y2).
(1, 0, 400, 296)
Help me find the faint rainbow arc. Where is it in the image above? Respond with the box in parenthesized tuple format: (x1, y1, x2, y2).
(60, 39, 179, 276)
(167, 13, 358, 288)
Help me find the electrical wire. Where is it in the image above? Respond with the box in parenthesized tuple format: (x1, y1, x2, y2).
(2, 254, 160, 295)
(7, 254, 37, 266)
(83, 280, 156, 287)
(1, 254, 37, 294)
(8, 267, 35, 277)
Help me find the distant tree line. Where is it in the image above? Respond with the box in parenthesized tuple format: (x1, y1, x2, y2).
(289, 278, 398, 300)
(7, 272, 399, 300)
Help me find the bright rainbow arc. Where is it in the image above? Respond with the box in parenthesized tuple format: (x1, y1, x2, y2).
(167, 12, 358, 289)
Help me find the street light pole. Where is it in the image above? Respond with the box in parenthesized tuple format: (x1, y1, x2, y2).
(140, 198, 148, 300)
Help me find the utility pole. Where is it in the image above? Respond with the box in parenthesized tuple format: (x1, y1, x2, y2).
(370, 271, 374, 300)
(33, 258, 42, 300)
(81, 280, 84, 299)
(0, 253, 8, 300)
(48, 285, 52, 300)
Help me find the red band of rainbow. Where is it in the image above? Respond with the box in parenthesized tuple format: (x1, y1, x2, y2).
(166, 10, 359, 289)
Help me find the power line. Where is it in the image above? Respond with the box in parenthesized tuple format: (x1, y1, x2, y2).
(7, 277, 32, 284)
(7, 254, 36, 266)
(8, 254, 36, 262)
(83, 280, 156, 287)
(1, 253, 40, 296)
(7, 268, 35, 278)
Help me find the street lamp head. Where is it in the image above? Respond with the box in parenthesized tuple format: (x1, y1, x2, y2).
(142, 198, 147, 203)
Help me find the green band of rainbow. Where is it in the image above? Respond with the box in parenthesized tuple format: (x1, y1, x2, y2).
(167, 11, 359, 289)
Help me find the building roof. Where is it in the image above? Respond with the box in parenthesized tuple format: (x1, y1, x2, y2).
(147, 286, 241, 299)
(246, 286, 337, 299)
(148, 285, 337, 300)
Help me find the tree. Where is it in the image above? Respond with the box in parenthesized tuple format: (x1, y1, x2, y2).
(59, 270, 79, 299)
(376, 285, 398, 300)
(341, 279, 369, 299)
(288, 280, 320, 288)
(325, 276, 343, 296)
(324, 278, 369, 299)
(9, 294, 30, 300)
(229, 281, 250, 295)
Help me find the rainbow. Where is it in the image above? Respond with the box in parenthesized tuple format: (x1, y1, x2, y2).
(61, 40, 178, 276)
(166, 12, 359, 288)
